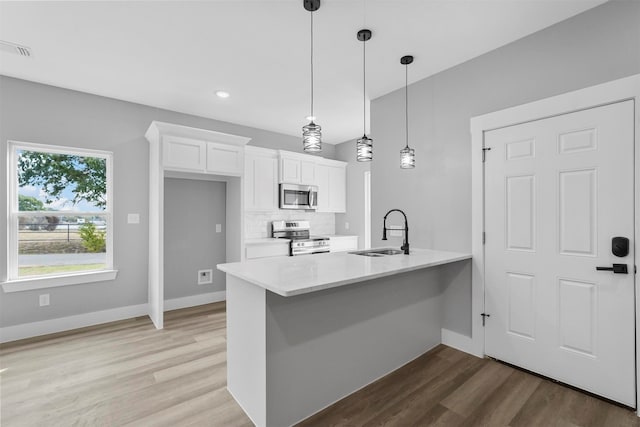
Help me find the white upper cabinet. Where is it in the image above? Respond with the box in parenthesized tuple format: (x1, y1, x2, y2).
(316, 159, 347, 213)
(245, 147, 278, 212)
(279, 151, 317, 185)
(149, 121, 251, 176)
(277, 150, 347, 212)
(163, 136, 207, 172)
(207, 141, 244, 176)
(300, 159, 316, 185)
(315, 164, 329, 211)
(328, 163, 346, 212)
(280, 156, 302, 183)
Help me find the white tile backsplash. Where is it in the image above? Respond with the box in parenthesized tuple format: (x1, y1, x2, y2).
(245, 211, 336, 238)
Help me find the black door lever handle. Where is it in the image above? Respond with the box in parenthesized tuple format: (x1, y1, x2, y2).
(596, 264, 628, 274)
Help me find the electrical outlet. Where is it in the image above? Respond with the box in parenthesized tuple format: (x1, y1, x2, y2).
(215, 224, 222, 233)
(127, 213, 140, 224)
(345, 222, 350, 230)
(39, 294, 50, 307)
(198, 269, 213, 285)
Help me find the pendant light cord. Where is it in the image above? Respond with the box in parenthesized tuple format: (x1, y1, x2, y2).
(405, 63, 409, 149)
(310, 10, 314, 120)
(363, 37, 366, 135)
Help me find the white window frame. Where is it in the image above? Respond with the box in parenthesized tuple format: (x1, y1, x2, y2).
(3, 141, 117, 292)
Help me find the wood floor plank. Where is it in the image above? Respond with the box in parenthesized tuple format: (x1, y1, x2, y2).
(413, 403, 466, 427)
(298, 349, 638, 426)
(440, 359, 514, 417)
(3, 302, 639, 427)
(458, 368, 541, 426)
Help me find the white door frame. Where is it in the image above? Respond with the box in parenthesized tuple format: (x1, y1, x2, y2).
(470, 74, 640, 413)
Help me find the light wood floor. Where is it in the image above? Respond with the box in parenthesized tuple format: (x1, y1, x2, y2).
(1, 302, 638, 427)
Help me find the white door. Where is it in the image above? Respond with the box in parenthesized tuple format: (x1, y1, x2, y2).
(484, 100, 635, 407)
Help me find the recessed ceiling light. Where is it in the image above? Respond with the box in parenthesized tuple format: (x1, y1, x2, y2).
(215, 90, 230, 99)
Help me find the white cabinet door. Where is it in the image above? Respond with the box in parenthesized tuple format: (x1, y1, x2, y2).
(300, 160, 316, 185)
(206, 142, 243, 175)
(329, 236, 358, 253)
(316, 163, 346, 213)
(280, 157, 301, 183)
(245, 242, 290, 259)
(163, 136, 206, 172)
(327, 165, 346, 213)
(315, 164, 330, 212)
(245, 150, 278, 212)
(279, 152, 317, 184)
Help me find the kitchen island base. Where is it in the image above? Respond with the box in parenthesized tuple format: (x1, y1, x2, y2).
(227, 264, 459, 427)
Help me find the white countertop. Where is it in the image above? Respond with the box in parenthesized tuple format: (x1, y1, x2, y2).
(218, 248, 471, 297)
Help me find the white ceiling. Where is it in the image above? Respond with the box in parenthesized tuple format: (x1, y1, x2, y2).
(0, 0, 607, 144)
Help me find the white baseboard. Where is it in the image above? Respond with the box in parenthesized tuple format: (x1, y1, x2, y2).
(0, 291, 228, 344)
(441, 328, 478, 357)
(164, 291, 226, 311)
(0, 303, 149, 344)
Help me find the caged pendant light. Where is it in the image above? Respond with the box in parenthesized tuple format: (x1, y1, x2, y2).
(400, 55, 415, 169)
(302, 0, 322, 153)
(356, 29, 373, 162)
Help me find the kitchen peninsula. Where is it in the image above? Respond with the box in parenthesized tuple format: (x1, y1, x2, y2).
(217, 248, 471, 427)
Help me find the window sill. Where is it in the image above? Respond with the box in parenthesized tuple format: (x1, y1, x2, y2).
(2, 270, 119, 293)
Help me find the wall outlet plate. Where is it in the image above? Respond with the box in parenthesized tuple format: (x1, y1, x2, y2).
(198, 269, 213, 285)
(215, 224, 222, 233)
(127, 213, 140, 224)
(39, 294, 50, 307)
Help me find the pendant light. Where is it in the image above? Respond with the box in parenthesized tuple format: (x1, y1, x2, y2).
(356, 29, 373, 162)
(302, 0, 322, 153)
(400, 55, 415, 169)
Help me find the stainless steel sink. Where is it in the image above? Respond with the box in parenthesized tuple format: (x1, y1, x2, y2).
(350, 252, 384, 257)
(370, 249, 404, 255)
(349, 248, 405, 256)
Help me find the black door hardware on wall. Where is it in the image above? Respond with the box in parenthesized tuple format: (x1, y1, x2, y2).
(596, 264, 628, 274)
(612, 236, 629, 258)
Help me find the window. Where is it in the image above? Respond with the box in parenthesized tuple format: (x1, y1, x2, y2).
(4, 141, 116, 291)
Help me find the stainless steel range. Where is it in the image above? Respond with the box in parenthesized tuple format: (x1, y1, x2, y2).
(272, 220, 330, 256)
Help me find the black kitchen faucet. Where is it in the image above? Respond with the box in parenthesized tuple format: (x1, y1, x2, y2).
(382, 209, 409, 255)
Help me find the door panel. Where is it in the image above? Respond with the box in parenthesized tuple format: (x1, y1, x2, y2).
(484, 100, 635, 407)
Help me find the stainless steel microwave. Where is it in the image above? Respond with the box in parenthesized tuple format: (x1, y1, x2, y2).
(279, 183, 318, 210)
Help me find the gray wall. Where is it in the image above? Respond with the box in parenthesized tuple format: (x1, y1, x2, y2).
(0, 76, 334, 328)
(368, 0, 640, 336)
(334, 140, 370, 248)
(164, 178, 227, 299)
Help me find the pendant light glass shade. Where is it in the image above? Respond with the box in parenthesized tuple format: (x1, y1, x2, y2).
(357, 135, 373, 161)
(303, 0, 322, 153)
(356, 29, 373, 162)
(400, 55, 415, 169)
(400, 146, 415, 168)
(303, 121, 322, 152)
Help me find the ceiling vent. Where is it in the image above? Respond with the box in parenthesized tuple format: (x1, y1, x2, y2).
(0, 40, 32, 57)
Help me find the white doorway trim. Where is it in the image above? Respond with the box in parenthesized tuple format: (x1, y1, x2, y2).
(470, 74, 640, 413)
(364, 170, 371, 249)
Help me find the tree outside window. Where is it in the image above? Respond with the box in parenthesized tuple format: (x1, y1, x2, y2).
(8, 142, 113, 279)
